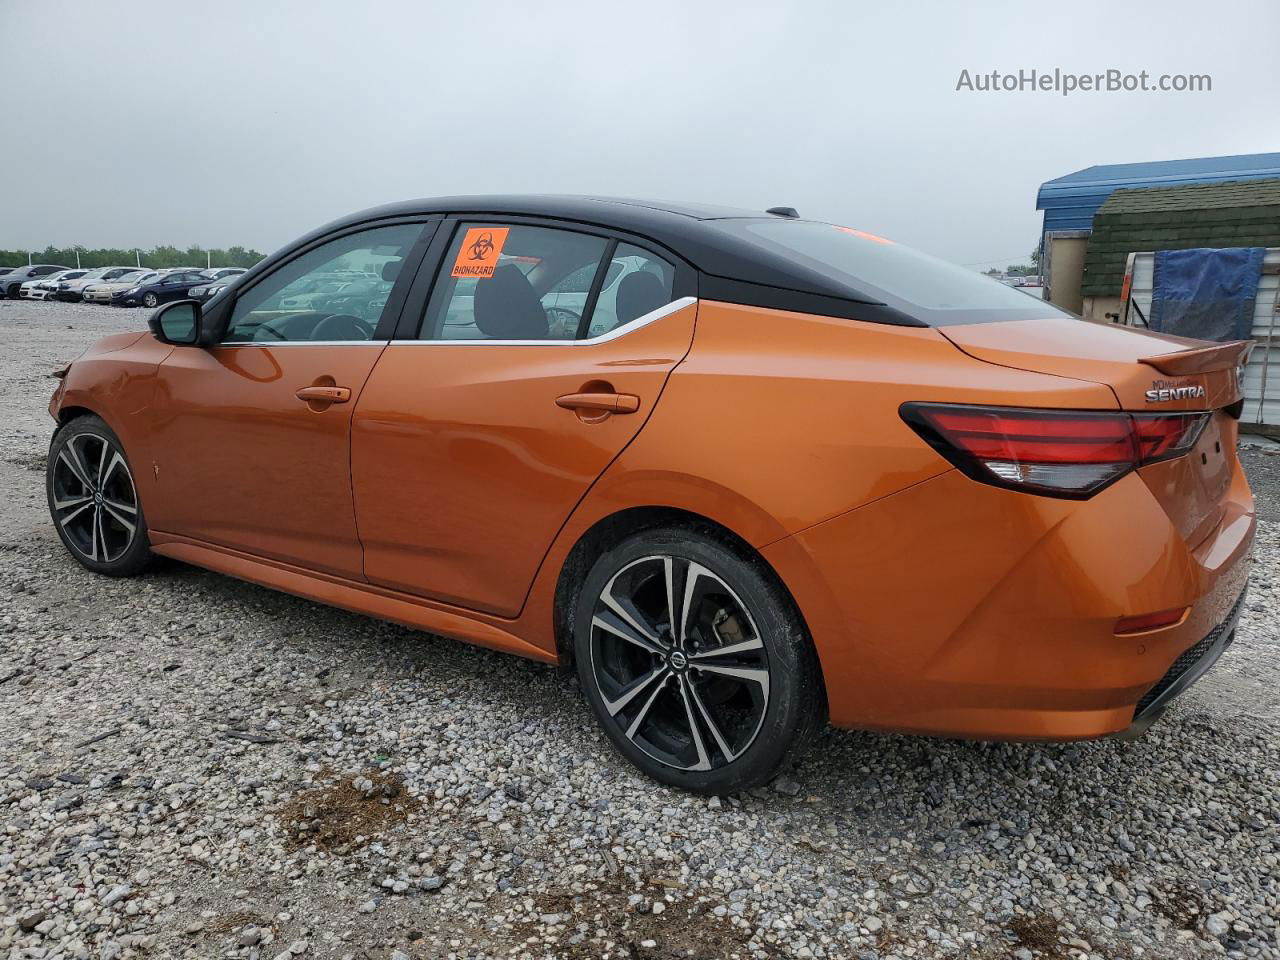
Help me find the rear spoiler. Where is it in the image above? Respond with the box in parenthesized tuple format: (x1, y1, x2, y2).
(1139, 340, 1251, 376)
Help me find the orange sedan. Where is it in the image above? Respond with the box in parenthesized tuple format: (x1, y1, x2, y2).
(46, 197, 1254, 794)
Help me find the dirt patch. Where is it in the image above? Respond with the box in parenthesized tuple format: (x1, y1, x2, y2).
(1153, 882, 1206, 930)
(513, 883, 753, 960)
(1008, 912, 1065, 957)
(203, 910, 272, 934)
(279, 769, 420, 852)
(6, 451, 45, 472)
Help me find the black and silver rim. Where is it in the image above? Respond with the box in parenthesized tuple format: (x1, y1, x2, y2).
(589, 555, 771, 772)
(52, 433, 139, 563)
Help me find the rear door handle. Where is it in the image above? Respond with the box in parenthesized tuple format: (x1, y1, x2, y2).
(555, 392, 640, 414)
(296, 385, 351, 404)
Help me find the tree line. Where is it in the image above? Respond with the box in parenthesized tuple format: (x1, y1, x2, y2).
(0, 245, 265, 270)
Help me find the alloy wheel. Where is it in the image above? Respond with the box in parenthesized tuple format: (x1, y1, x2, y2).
(143, 293, 158, 308)
(51, 433, 139, 564)
(588, 555, 771, 772)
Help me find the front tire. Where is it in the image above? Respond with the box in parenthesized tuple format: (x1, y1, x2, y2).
(574, 528, 824, 794)
(142, 292, 158, 308)
(47, 415, 152, 577)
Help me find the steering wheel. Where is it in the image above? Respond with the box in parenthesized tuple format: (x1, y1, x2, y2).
(311, 314, 373, 341)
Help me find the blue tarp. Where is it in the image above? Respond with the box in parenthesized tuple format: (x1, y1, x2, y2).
(1150, 247, 1264, 341)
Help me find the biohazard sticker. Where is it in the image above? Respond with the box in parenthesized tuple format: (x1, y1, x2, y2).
(452, 227, 510, 278)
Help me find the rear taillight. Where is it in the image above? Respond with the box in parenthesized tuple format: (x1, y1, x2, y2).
(900, 403, 1209, 498)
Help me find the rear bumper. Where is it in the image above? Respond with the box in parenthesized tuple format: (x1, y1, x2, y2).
(1121, 587, 1245, 735)
(763, 461, 1256, 740)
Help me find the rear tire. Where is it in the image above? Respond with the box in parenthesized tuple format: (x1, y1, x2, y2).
(574, 527, 824, 794)
(47, 415, 152, 577)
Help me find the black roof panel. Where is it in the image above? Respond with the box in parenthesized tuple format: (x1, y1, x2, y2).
(272, 195, 925, 327)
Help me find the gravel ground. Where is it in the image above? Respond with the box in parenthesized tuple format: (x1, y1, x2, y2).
(1, 299, 1279, 960)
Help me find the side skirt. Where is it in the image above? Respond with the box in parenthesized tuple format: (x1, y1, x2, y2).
(148, 532, 557, 664)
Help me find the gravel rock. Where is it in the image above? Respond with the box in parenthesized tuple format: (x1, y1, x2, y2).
(1, 300, 1279, 959)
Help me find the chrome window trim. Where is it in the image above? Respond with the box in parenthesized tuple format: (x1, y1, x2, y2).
(400, 296, 697, 347)
(216, 339, 391, 348)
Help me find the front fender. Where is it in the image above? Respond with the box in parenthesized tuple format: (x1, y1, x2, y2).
(50, 331, 172, 518)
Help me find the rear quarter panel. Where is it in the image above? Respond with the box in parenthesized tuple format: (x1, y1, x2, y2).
(514, 302, 1121, 656)
(587, 301, 1121, 542)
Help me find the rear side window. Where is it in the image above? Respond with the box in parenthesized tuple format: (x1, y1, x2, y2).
(585, 244, 674, 338)
(420, 223, 609, 341)
(726, 220, 1070, 326)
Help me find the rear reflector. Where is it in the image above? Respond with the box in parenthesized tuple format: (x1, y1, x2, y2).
(900, 403, 1209, 498)
(1115, 607, 1188, 635)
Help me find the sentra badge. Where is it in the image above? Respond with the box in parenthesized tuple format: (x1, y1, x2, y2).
(1145, 378, 1206, 403)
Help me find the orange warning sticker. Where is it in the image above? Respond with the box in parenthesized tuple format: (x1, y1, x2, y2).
(452, 227, 510, 278)
(833, 225, 893, 245)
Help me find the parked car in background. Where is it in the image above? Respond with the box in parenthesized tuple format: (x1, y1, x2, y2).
(273, 276, 387, 317)
(1, 264, 69, 299)
(21, 269, 87, 300)
(112, 270, 210, 307)
(188, 275, 243, 303)
(55, 267, 139, 302)
(83, 270, 157, 303)
(202, 267, 247, 281)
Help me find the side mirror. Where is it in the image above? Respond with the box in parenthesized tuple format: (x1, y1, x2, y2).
(148, 299, 202, 346)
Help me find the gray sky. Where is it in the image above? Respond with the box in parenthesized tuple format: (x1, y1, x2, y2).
(3, 0, 1278, 267)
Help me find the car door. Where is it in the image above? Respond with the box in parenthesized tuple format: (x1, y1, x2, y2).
(147, 221, 431, 579)
(157, 272, 196, 302)
(351, 219, 697, 618)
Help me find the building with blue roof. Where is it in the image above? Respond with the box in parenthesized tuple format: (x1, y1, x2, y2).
(1038, 152, 1280, 235)
(1035, 152, 1280, 312)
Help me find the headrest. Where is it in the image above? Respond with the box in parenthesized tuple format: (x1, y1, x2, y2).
(473, 263, 548, 339)
(381, 260, 402, 282)
(615, 271, 668, 326)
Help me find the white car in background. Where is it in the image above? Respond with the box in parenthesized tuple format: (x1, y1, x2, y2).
(20, 269, 87, 300)
(82, 269, 158, 303)
(54, 267, 140, 302)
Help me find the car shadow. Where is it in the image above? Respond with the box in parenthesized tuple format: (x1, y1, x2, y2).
(146, 556, 1229, 826)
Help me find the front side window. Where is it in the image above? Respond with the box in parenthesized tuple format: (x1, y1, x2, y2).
(225, 223, 422, 343)
(419, 224, 609, 341)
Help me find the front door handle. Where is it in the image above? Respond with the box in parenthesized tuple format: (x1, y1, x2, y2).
(296, 385, 351, 404)
(555, 391, 640, 415)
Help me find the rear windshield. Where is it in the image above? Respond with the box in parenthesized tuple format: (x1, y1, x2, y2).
(724, 220, 1070, 326)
